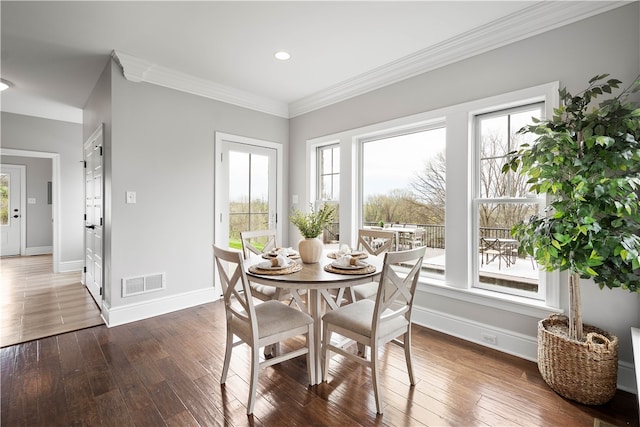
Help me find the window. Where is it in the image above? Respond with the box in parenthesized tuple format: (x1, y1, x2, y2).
(317, 144, 340, 201)
(360, 126, 446, 277)
(316, 144, 340, 243)
(474, 103, 546, 298)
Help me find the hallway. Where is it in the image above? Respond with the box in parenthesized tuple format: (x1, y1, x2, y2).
(0, 255, 103, 347)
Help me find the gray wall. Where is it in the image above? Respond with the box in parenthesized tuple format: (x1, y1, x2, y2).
(289, 4, 640, 376)
(0, 112, 83, 265)
(0, 155, 52, 250)
(83, 58, 289, 313)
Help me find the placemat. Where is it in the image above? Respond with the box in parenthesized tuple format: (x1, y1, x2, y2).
(324, 264, 376, 275)
(326, 252, 368, 260)
(249, 263, 302, 275)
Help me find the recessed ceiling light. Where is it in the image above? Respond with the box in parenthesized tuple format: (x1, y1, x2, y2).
(0, 78, 12, 91)
(274, 51, 291, 61)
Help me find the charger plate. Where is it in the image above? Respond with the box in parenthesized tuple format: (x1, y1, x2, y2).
(249, 263, 302, 275)
(324, 264, 376, 275)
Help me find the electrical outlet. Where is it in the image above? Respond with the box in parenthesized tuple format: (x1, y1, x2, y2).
(481, 332, 497, 345)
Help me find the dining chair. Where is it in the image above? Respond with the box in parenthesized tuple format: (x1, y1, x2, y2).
(240, 229, 294, 303)
(350, 228, 395, 301)
(213, 245, 315, 415)
(321, 246, 426, 414)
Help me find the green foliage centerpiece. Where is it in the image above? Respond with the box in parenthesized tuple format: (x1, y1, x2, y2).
(290, 203, 336, 263)
(504, 74, 640, 404)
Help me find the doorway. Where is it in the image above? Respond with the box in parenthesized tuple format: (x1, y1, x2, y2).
(0, 164, 25, 256)
(214, 133, 283, 252)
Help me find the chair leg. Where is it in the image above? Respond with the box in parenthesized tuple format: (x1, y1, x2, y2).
(220, 331, 233, 384)
(404, 331, 415, 385)
(371, 344, 383, 414)
(247, 344, 260, 415)
(322, 323, 331, 382)
(306, 325, 315, 386)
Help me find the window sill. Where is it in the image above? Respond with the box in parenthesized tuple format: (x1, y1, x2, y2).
(417, 278, 563, 319)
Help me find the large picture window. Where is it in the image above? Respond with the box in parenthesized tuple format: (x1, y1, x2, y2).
(361, 126, 446, 277)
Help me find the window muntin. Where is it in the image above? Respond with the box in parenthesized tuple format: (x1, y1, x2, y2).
(360, 126, 446, 277)
(474, 103, 545, 298)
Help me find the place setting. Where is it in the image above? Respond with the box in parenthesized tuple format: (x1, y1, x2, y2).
(249, 252, 302, 275)
(326, 244, 368, 260)
(324, 253, 376, 275)
(261, 246, 301, 260)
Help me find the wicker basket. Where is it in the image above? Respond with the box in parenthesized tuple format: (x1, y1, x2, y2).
(537, 314, 618, 405)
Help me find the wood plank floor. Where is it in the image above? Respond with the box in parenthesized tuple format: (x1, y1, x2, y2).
(0, 255, 103, 347)
(1, 299, 637, 426)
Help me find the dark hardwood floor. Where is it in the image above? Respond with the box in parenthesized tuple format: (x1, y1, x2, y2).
(1, 299, 637, 426)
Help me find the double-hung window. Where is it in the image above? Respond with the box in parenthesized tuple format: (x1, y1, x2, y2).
(473, 103, 546, 299)
(316, 144, 340, 243)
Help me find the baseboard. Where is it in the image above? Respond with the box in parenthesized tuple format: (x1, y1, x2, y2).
(25, 246, 52, 256)
(412, 306, 637, 395)
(103, 287, 220, 327)
(58, 259, 83, 272)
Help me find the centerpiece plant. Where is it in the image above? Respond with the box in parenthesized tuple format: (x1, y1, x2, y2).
(503, 74, 640, 404)
(290, 203, 336, 263)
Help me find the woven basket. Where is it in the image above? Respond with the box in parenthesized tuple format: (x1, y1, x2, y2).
(537, 314, 618, 405)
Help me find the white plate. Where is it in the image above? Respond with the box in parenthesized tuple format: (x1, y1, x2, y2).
(331, 262, 368, 270)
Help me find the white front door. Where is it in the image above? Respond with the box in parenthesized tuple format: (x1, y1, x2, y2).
(0, 164, 25, 256)
(83, 125, 104, 306)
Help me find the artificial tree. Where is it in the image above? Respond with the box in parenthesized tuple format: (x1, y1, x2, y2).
(504, 74, 640, 340)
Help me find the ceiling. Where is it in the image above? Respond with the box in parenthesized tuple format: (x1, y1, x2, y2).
(0, 1, 630, 122)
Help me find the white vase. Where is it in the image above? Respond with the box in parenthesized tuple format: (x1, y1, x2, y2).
(298, 237, 323, 264)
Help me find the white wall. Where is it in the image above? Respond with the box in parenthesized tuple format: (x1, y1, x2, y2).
(0, 112, 83, 267)
(289, 3, 640, 392)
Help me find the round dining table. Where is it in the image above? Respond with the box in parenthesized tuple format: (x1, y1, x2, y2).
(244, 250, 383, 384)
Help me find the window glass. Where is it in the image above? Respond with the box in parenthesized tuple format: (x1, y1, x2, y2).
(0, 173, 8, 226)
(361, 127, 446, 277)
(475, 103, 545, 298)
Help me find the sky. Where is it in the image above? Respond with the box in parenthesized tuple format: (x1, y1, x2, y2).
(362, 127, 446, 199)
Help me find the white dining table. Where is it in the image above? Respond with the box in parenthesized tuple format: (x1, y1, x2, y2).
(244, 250, 383, 384)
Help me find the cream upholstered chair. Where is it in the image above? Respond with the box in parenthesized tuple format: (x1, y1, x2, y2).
(213, 245, 315, 415)
(240, 229, 293, 302)
(321, 246, 426, 414)
(350, 229, 395, 301)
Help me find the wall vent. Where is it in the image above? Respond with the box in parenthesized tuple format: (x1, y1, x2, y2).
(122, 273, 166, 297)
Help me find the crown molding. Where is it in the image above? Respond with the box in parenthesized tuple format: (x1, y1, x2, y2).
(113, 1, 630, 119)
(288, 1, 631, 118)
(111, 50, 289, 118)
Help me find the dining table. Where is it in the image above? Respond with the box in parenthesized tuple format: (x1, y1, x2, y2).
(244, 249, 383, 384)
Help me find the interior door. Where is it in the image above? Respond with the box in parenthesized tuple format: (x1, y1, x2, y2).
(216, 140, 277, 250)
(83, 125, 104, 306)
(0, 164, 24, 256)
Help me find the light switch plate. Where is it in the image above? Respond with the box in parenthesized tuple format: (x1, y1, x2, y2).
(126, 191, 136, 204)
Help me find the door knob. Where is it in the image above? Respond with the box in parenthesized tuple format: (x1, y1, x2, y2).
(85, 225, 95, 229)
(12, 215, 19, 218)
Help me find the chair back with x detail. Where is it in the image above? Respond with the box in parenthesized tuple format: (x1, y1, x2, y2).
(322, 245, 426, 414)
(240, 229, 277, 259)
(357, 228, 395, 256)
(213, 245, 315, 415)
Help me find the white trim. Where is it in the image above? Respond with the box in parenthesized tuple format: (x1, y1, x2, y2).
(25, 246, 53, 256)
(0, 148, 61, 272)
(103, 287, 219, 327)
(412, 304, 636, 394)
(112, 51, 289, 118)
(58, 260, 83, 272)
